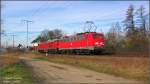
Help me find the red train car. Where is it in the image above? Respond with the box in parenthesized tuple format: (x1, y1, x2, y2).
(36, 32, 105, 54)
(47, 39, 59, 53)
(37, 42, 49, 52)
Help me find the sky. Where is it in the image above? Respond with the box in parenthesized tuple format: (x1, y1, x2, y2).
(1, 1, 149, 47)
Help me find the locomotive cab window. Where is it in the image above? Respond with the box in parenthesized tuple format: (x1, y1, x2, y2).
(93, 34, 103, 38)
(79, 36, 84, 40)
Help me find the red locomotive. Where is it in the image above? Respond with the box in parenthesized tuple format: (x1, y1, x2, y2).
(35, 32, 104, 54)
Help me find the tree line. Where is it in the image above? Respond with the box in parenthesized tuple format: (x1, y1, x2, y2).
(105, 5, 149, 54)
(31, 29, 63, 43)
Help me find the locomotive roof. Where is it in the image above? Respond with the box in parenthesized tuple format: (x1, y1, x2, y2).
(76, 32, 96, 35)
(38, 32, 103, 43)
(61, 32, 102, 39)
(47, 39, 59, 42)
(38, 39, 58, 44)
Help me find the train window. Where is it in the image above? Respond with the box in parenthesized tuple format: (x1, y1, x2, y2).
(72, 38, 75, 41)
(80, 36, 84, 40)
(93, 34, 97, 38)
(73, 37, 76, 41)
(78, 36, 81, 40)
(77, 37, 79, 40)
(76, 37, 78, 40)
(70, 38, 71, 41)
(73, 38, 75, 41)
(65, 39, 67, 42)
(81, 36, 82, 40)
(69, 38, 71, 42)
(64, 39, 67, 42)
(71, 38, 73, 41)
(71, 38, 72, 41)
(69, 38, 72, 42)
(82, 36, 85, 39)
(79, 36, 81, 40)
(69, 38, 71, 41)
(64, 39, 66, 42)
(93, 34, 103, 38)
(79, 37, 80, 40)
(78, 36, 83, 40)
(76, 37, 79, 40)
(75, 37, 77, 40)
(67, 38, 70, 42)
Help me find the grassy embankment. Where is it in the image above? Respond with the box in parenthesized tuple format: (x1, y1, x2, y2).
(33, 53, 149, 82)
(0, 53, 36, 84)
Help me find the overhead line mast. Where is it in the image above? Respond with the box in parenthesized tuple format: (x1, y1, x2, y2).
(0, 20, 1, 51)
(22, 20, 33, 48)
(8, 34, 16, 48)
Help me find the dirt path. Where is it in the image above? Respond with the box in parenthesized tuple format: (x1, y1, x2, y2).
(20, 57, 141, 84)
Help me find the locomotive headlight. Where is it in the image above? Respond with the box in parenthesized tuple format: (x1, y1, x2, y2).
(100, 42, 104, 45)
(95, 42, 99, 45)
(33, 43, 38, 46)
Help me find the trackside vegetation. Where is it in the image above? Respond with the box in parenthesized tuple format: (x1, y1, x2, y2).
(0, 53, 36, 84)
(0, 62, 36, 84)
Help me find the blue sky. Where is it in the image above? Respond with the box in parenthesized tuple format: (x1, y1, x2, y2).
(1, 1, 149, 46)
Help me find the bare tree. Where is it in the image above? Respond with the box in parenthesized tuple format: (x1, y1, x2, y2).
(124, 5, 135, 37)
(135, 5, 146, 33)
(53, 29, 63, 39)
(31, 29, 63, 43)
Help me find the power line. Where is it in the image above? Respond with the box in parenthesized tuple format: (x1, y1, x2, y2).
(30, 2, 48, 17)
(5, 32, 40, 35)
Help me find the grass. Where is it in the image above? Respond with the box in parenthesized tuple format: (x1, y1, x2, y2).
(33, 54, 149, 82)
(0, 62, 35, 84)
(32, 57, 49, 61)
(0, 53, 20, 68)
(0, 52, 36, 84)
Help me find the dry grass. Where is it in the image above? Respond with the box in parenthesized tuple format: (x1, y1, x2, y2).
(44, 54, 149, 82)
(0, 52, 36, 84)
(0, 52, 37, 84)
(24, 52, 43, 58)
(0, 52, 21, 68)
(0, 52, 43, 68)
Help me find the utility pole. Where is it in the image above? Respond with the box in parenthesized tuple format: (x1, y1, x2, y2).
(12, 34, 15, 48)
(22, 20, 33, 49)
(9, 34, 16, 48)
(0, 19, 2, 52)
(5, 40, 8, 48)
(0, 23, 1, 51)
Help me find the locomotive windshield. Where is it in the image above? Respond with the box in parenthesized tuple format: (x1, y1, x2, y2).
(93, 34, 103, 39)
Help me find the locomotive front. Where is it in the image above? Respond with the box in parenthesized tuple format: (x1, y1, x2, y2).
(92, 33, 105, 52)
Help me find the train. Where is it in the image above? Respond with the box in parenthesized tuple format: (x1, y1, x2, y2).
(33, 32, 105, 54)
